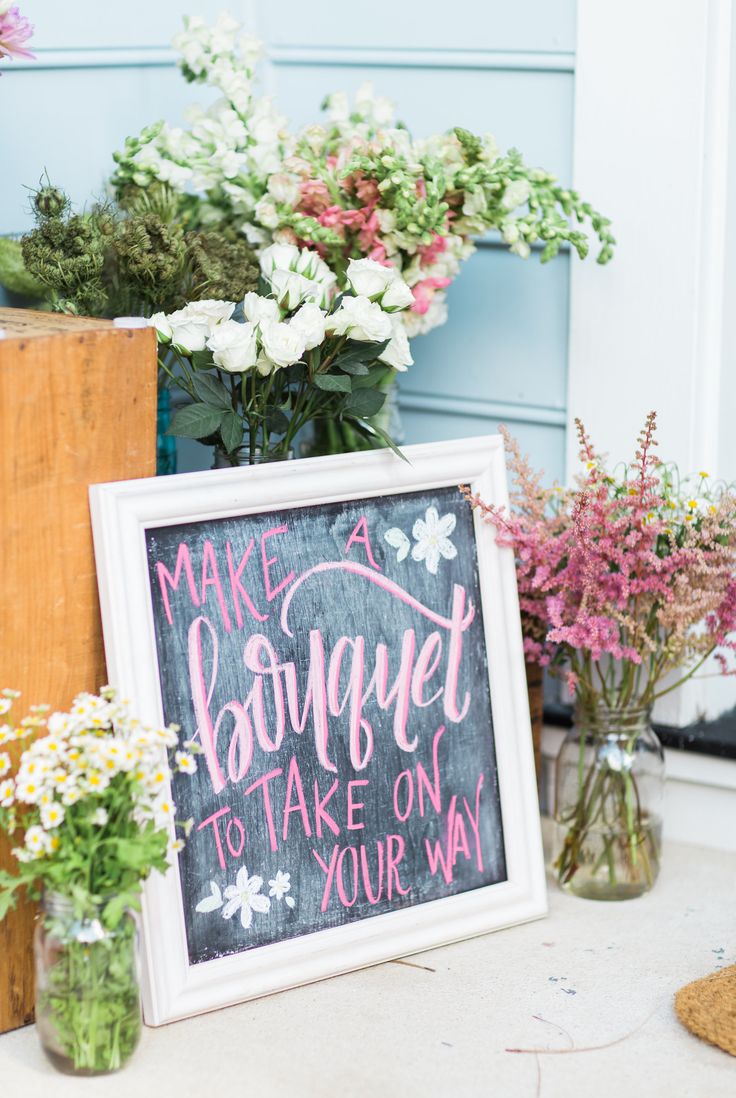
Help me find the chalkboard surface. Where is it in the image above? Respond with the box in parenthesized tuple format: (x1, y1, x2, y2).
(146, 485, 506, 965)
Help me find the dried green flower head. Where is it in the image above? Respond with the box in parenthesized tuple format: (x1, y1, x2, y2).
(32, 185, 69, 220)
(185, 231, 260, 301)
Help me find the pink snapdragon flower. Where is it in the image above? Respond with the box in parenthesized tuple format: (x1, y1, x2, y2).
(0, 3, 35, 63)
(411, 275, 452, 315)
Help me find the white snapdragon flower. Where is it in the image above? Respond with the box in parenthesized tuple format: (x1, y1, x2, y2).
(327, 296, 392, 343)
(254, 196, 280, 229)
(288, 303, 327, 350)
(502, 179, 532, 211)
(355, 81, 395, 127)
(267, 172, 300, 207)
(242, 292, 281, 326)
(324, 90, 350, 123)
(259, 320, 307, 370)
(379, 317, 413, 372)
(207, 319, 258, 373)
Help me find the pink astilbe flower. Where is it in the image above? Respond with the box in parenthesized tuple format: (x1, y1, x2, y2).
(0, 4, 35, 63)
(466, 412, 736, 708)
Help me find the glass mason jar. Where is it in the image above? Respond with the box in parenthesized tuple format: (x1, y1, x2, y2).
(34, 892, 142, 1075)
(212, 445, 295, 468)
(552, 703, 665, 900)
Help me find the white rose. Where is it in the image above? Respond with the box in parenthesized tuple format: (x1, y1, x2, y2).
(207, 320, 258, 373)
(269, 269, 322, 311)
(288, 303, 327, 350)
(242, 292, 281, 326)
(327, 296, 392, 343)
(149, 312, 172, 342)
(165, 308, 210, 353)
(379, 317, 414, 372)
(346, 258, 395, 299)
(259, 242, 301, 276)
(295, 249, 336, 290)
(380, 277, 415, 311)
(259, 320, 307, 369)
(267, 172, 300, 207)
(182, 299, 236, 334)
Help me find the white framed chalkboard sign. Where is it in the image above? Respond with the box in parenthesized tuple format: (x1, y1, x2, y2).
(90, 436, 546, 1025)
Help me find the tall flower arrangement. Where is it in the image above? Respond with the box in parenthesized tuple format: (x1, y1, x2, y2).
(466, 414, 736, 896)
(110, 12, 614, 454)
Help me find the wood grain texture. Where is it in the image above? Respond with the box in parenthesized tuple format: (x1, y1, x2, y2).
(0, 307, 157, 1033)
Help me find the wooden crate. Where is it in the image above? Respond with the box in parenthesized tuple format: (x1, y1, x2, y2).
(0, 308, 157, 1032)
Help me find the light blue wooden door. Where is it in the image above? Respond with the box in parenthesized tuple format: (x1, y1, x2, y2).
(1, 0, 575, 480)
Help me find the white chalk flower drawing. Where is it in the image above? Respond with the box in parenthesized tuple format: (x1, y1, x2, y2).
(195, 880, 223, 913)
(222, 867, 271, 929)
(385, 507, 457, 575)
(196, 867, 296, 928)
(269, 869, 296, 908)
(384, 526, 410, 562)
(412, 507, 457, 574)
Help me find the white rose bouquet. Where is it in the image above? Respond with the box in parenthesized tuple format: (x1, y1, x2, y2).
(152, 247, 414, 462)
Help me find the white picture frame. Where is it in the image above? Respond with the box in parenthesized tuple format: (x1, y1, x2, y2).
(89, 435, 546, 1025)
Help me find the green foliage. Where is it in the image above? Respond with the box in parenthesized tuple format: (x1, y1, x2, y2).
(14, 182, 259, 319)
(0, 237, 46, 299)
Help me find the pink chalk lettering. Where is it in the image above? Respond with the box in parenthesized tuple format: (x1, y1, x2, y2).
(244, 768, 283, 852)
(417, 724, 447, 817)
(411, 632, 444, 708)
(444, 586, 472, 722)
(243, 634, 286, 752)
(261, 525, 295, 602)
(345, 515, 382, 572)
(365, 630, 417, 751)
(226, 539, 268, 627)
(223, 701, 253, 784)
(386, 834, 411, 898)
(197, 805, 231, 870)
(360, 843, 384, 905)
(336, 846, 360, 907)
(312, 844, 339, 912)
(462, 773, 485, 872)
(282, 755, 312, 841)
(283, 629, 335, 772)
(201, 539, 232, 633)
(156, 542, 200, 625)
(392, 770, 414, 822)
(425, 795, 458, 885)
(346, 780, 369, 830)
(280, 562, 474, 639)
(226, 814, 245, 858)
(188, 616, 226, 794)
(327, 635, 373, 768)
(314, 779, 341, 838)
(451, 811, 471, 864)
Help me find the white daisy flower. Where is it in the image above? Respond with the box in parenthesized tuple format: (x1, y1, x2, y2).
(90, 807, 108, 827)
(24, 825, 48, 855)
(175, 751, 197, 775)
(0, 752, 10, 777)
(0, 778, 14, 807)
(222, 867, 271, 929)
(411, 507, 457, 575)
(40, 802, 65, 829)
(15, 778, 42, 804)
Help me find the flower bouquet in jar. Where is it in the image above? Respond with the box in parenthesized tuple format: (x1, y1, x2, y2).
(0, 688, 197, 1073)
(467, 413, 736, 898)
